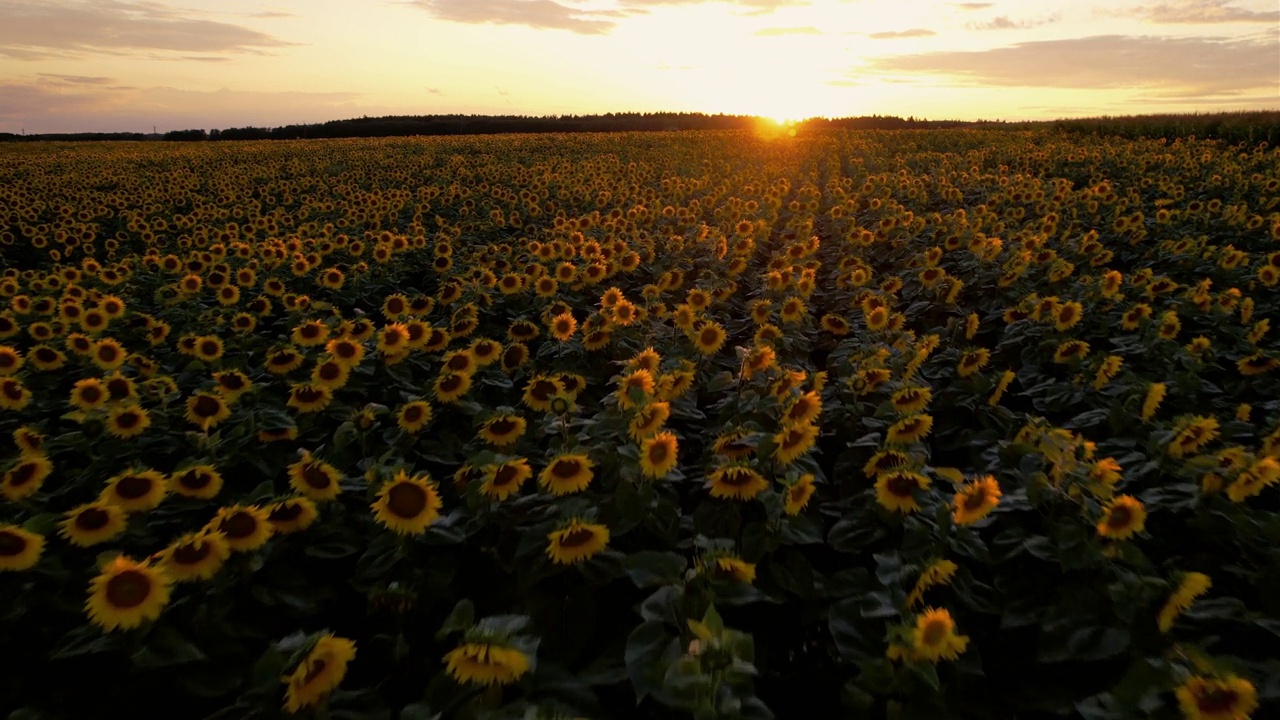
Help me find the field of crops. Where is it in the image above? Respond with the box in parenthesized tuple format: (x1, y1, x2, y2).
(1, 128, 1277, 720)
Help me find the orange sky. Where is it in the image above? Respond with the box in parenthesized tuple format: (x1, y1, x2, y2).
(1, 0, 1277, 133)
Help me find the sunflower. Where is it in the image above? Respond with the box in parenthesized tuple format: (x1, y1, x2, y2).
(434, 372, 472, 403)
(85, 555, 172, 631)
(480, 460, 532, 501)
(103, 373, 138, 403)
(865, 305, 890, 332)
(265, 347, 305, 375)
(59, 501, 128, 547)
(325, 338, 365, 367)
(91, 338, 127, 370)
(1175, 675, 1257, 720)
(1121, 303, 1152, 330)
(0, 524, 44, 571)
(821, 314, 851, 336)
(692, 321, 727, 355)
(105, 404, 150, 439)
(741, 345, 777, 380)
(772, 422, 819, 465)
(1169, 417, 1220, 458)
(1092, 355, 1124, 390)
(193, 335, 224, 362)
(1237, 353, 1277, 376)
(101, 469, 168, 513)
(782, 473, 816, 515)
(712, 556, 756, 584)
(28, 344, 66, 372)
(0, 345, 22, 375)
(707, 465, 769, 501)
(905, 559, 959, 609)
(640, 432, 679, 479)
(397, 400, 434, 433)
(0, 377, 31, 411)
(910, 608, 969, 662)
(282, 634, 358, 714)
(469, 338, 502, 366)
(628, 401, 671, 441)
(287, 451, 344, 502)
(169, 465, 224, 500)
(890, 387, 932, 415)
(1137, 382, 1168, 422)
(287, 384, 333, 414)
(538, 454, 594, 495)
(952, 475, 1001, 525)
(158, 530, 231, 582)
(441, 349, 477, 376)
(783, 391, 823, 426)
(210, 504, 274, 552)
(549, 312, 577, 342)
(1158, 572, 1212, 633)
(310, 359, 351, 390)
(886, 414, 933, 445)
(1053, 340, 1090, 363)
(212, 370, 252, 399)
(13, 427, 45, 454)
(376, 323, 411, 355)
(2, 452, 52, 501)
(444, 642, 531, 687)
(1158, 311, 1181, 340)
(876, 471, 931, 513)
(268, 496, 319, 534)
(186, 392, 231, 431)
(70, 377, 109, 411)
(1053, 301, 1083, 331)
(1225, 457, 1280, 502)
(480, 415, 527, 447)
(513, 376, 562, 414)
(956, 349, 989, 378)
(539, 513, 614, 569)
(1096, 495, 1146, 540)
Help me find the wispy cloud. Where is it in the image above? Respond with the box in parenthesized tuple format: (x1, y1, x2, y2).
(621, 0, 807, 9)
(408, 0, 618, 34)
(868, 28, 936, 39)
(755, 26, 821, 36)
(1113, 1, 1280, 24)
(968, 14, 1060, 30)
(950, 2, 993, 9)
(0, 1, 294, 60)
(863, 33, 1280, 96)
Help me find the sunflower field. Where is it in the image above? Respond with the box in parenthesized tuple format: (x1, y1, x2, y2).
(1, 128, 1278, 720)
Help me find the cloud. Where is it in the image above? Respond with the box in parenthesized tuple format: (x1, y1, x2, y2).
(968, 14, 1059, 30)
(0, 1, 293, 60)
(36, 73, 114, 85)
(621, 0, 808, 13)
(868, 28, 936, 39)
(755, 26, 822, 36)
(408, 0, 617, 34)
(0, 76, 382, 133)
(862, 33, 1280, 96)
(950, 2, 992, 8)
(1117, 1, 1280, 24)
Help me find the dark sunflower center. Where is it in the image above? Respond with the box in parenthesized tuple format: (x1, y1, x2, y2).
(1107, 506, 1133, 528)
(296, 387, 323, 403)
(179, 471, 210, 490)
(301, 325, 321, 339)
(921, 619, 948, 645)
(105, 570, 152, 609)
(334, 343, 356, 359)
(318, 364, 341, 381)
(440, 375, 463, 393)
(194, 395, 223, 417)
(558, 527, 596, 548)
(700, 328, 719, 345)
(80, 386, 103, 403)
(269, 502, 304, 522)
(648, 443, 669, 464)
(172, 542, 212, 565)
(551, 460, 582, 479)
(222, 512, 258, 539)
(9, 462, 37, 487)
(115, 411, 142, 429)
(492, 465, 520, 487)
(447, 356, 471, 372)
(531, 381, 556, 401)
(720, 469, 754, 487)
(488, 419, 517, 436)
(219, 375, 246, 391)
(386, 482, 428, 518)
(886, 474, 918, 497)
(0, 531, 27, 556)
(75, 506, 111, 531)
(35, 348, 58, 363)
(303, 658, 329, 683)
(107, 380, 131, 399)
(303, 464, 333, 489)
(116, 475, 153, 500)
(98, 346, 120, 362)
(403, 407, 424, 423)
(963, 488, 989, 511)
(200, 341, 219, 356)
(1196, 688, 1239, 714)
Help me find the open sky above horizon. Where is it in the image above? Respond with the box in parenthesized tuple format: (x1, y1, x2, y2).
(1, 0, 1277, 134)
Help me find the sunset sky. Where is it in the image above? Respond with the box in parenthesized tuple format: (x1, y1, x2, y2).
(1, 0, 1277, 133)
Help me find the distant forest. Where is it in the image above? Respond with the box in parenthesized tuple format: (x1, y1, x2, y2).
(1, 110, 1276, 145)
